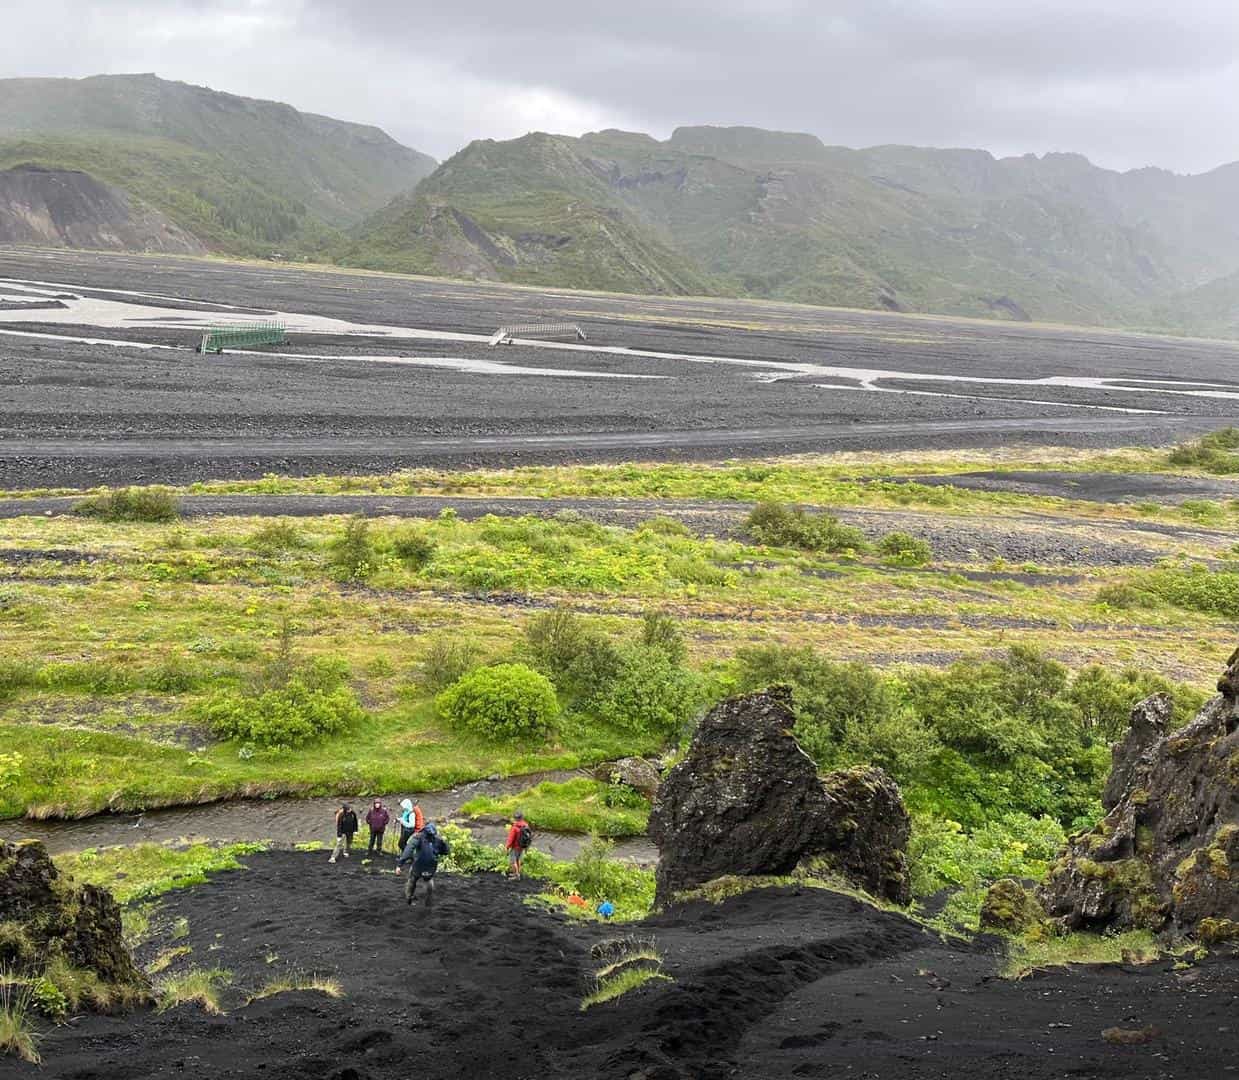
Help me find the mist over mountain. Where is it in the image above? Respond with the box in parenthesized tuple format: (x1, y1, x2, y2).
(3, 73, 1238, 335)
(343, 125, 1239, 333)
(0, 74, 437, 256)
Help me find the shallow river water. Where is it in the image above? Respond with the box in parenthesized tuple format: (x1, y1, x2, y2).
(0, 769, 659, 864)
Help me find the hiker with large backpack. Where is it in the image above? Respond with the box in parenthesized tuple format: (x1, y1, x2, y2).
(397, 820, 450, 909)
(329, 802, 359, 864)
(506, 811, 533, 880)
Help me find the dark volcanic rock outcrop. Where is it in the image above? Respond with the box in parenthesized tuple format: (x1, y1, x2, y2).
(0, 164, 205, 253)
(1039, 648, 1239, 939)
(648, 687, 910, 906)
(0, 839, 148, 992)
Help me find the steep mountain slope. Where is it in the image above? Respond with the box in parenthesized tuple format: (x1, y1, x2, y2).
(347, 132, 717, 294)
(0, 74, 436, 256)
(0, 163, 202, 252)
(346, 125, 1239, 329)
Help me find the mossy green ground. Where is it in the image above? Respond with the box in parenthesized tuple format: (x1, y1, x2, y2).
(1, 449, 1234, 818)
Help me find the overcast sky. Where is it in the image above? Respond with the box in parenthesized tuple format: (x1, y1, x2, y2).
(1, 0, 1236, 173)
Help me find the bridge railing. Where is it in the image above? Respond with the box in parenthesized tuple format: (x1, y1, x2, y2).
(488, 322, 586, 347)
(197, 322, 287, 354)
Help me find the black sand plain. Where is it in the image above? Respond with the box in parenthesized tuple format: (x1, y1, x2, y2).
(8, 851, 1237, 1080)
(1, 247, 1236, 488)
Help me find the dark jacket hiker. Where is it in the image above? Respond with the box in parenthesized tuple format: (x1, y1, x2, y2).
(365, 800, 390, 854)
(330, 803, 359, 864)
(397, 823, 450, 908)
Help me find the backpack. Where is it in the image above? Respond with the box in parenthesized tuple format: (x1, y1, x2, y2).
(518, 823, 533, 850)
(341, 810, 358, 834)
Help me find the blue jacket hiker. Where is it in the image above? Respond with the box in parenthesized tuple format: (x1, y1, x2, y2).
(397, 822, 450, 909)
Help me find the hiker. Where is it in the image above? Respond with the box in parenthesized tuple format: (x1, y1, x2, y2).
(397, 820, 450, 909)
(395, 798, 424, 866)
(329, 802, 358, 863)
(505, 811, 533, 879)
(365, 798, 390, 855)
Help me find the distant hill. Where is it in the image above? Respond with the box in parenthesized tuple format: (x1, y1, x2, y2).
(0, 74, 436, 256)
(343, 124, 1239, 332)
(0, 163, 203, 253)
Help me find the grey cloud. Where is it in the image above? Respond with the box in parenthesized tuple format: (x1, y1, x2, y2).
(1, 0, 1236, 172)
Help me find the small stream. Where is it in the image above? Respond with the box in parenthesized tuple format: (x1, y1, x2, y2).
(0, 769, 659, 864)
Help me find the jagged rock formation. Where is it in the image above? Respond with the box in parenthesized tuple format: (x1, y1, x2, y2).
(0, 839, 148, 994)
(0, 164, 205, 252)
(592, 757, 661, 799)
(648, 687, 910, 906)
(1039, 648, 1239, 939)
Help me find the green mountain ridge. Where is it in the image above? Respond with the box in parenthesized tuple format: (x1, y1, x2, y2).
(0, 74, 436, 256)
(343, 124, 1239, 332)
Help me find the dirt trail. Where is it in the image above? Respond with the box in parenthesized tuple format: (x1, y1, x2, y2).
(17, 851, 1239, 1079)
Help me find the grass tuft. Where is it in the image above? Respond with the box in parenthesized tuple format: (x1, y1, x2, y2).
(156, 967, 232, 1015)
(245, 970, 344, 1004)
(0, 978, 41, 1064)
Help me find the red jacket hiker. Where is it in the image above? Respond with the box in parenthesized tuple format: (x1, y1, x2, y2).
(506, 819, 527, 850)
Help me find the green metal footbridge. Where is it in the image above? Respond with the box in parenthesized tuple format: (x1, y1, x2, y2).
(196, 322, 286, 354)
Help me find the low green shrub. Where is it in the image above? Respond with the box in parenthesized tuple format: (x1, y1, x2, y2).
(146, 655, 203, 695)
(246, 521, 306, 552)
(1095, 582, 1161, 610)
(199, 681, 364, 749)
(391, 528, 436, 570)
(461, 778, 649, 837)
(73, 486, 180, 523)
(328, 516, 374, 578)
(639, 610, 688, 666)
(745, 501, 867, 553)
(417, 636, 482, 694)
(436, 663, 560, 742)
(0, 660, 37, 702)
(878, 531, 933, 567)
(524, 608, 622, 700)
(37, 661, 136, 695)
(1167, 427, 1239, 474)
(592, 645, 701, 740)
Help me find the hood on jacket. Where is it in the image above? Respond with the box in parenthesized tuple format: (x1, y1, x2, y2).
(400, 798, 413, 811)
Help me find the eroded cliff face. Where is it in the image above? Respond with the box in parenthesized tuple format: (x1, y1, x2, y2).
(648, 687, 910, 907)
(1039, 648, 1239, 941)
(0, 164, 204, 253)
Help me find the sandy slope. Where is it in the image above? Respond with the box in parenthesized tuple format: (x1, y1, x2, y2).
(14, 851, 1238, 1080)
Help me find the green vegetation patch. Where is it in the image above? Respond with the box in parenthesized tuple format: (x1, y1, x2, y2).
(55, 841, 267, 904)
(1167, 428, 1239, 474)
(461, 777, 650, 837)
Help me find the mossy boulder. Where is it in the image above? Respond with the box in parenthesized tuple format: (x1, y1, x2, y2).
(593, 757, 661, 799)
(979, 878, 1046, 934)
(1039, 647, 1239, 940)
(648, 687, 911, 907)
(0, 840, 148, 1001)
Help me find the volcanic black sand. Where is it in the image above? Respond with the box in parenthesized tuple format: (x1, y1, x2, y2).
(10, 850, 1237, 1080)
(2, 247, 1237, 488)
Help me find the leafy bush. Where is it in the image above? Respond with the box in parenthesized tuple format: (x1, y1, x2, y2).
(199, 680, 363, 749)
(745, 501, 867, 553)
(246, 521, 306, 552)
(639, 610, 687, 666)
(734, 643, 1197, 830)
(0, 660, 37, 702)
(436, 663, 560, 742)
(1095, 582, 1161, 610)
(417, 636, 482, 694)
(146, 655, 203, 695)
(878, 531, 933, 567)
(328, 516, 374, 578)
(1167, 427, 1239, 473)
(391, 529, 436, 570)
(908, 811, 1066, 930)
(1120, 564, 1239, 619)
(73, 486, 180, 523)
(524, 608, 622, 700)
(592, 645, 701, 740)
(37, 661, 136, 695)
